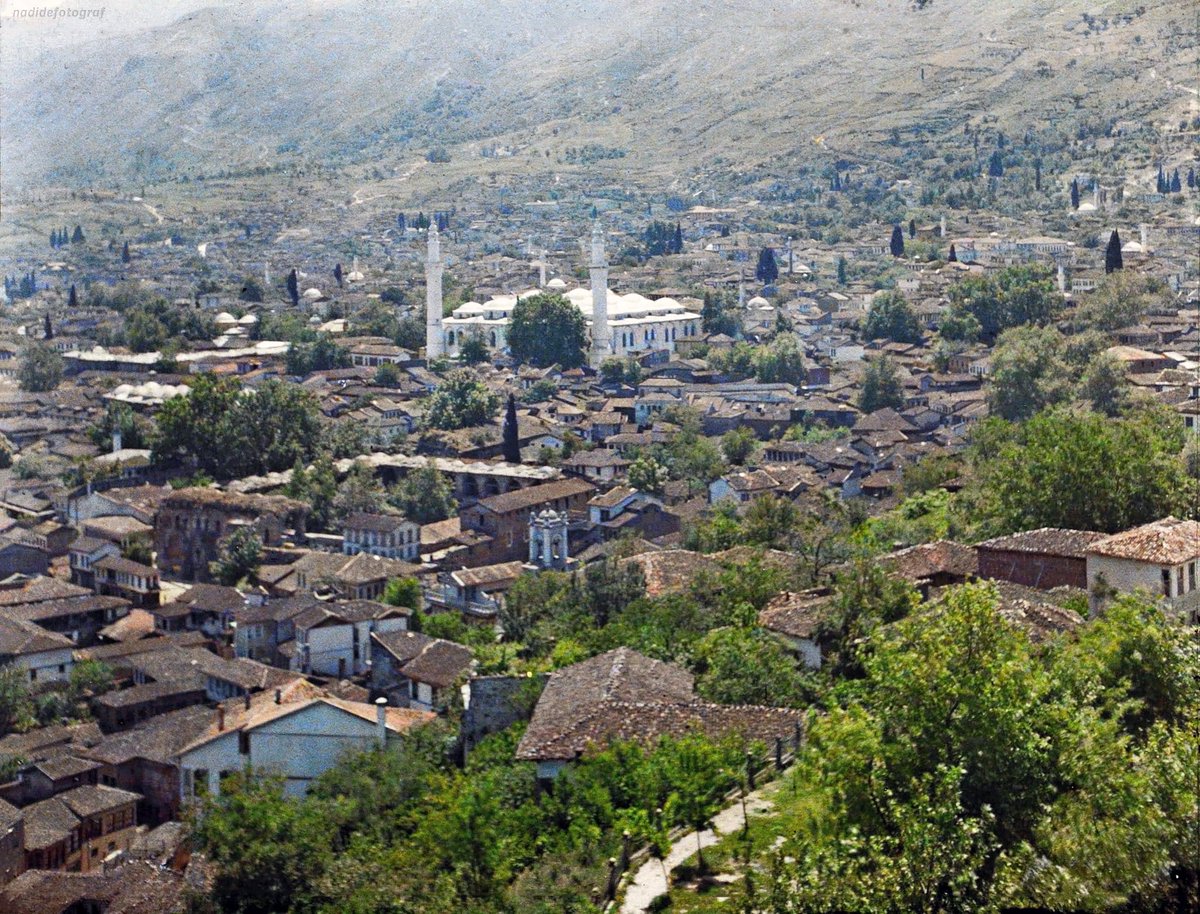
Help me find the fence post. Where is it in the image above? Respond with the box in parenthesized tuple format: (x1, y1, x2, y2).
(621, 829, 632, 872)
(793, 719, 803, 752)
(606, 856, 618, 900)
(745, 750, 755, 790)
(774, 736, 784, 770)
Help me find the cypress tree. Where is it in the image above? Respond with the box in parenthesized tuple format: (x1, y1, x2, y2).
(1070, 178, 1080, 209)
(334, 263, 344, 288)
(68, 284, 78, 309)
(837, 256, 847, 285)
(948, 243, 957, 262)
(501, 394, 521, 464)
(755, 247, 779, 284)
(889, 224, 905, 257)
(672, 222, 683, 254)
(1104, 230, 1123, 274)
(121, 241, 131, 264)
(1034, 160, 1042, 191)
(43, 314, 53, 340)
(987, 150, 1004, 177)
(50, 230, 58, 248)
(908, 219, 916, 239)
(72, 225, 84, 243)
(397, 213, 407, 231)
(1170, 169, 1181, 193)
(286, 268, 300, 307)
(1188, 168, 1196, 189)
(1156, 165, 1165, 193)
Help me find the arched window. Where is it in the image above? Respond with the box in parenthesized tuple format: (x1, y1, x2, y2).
(490, 331, 497, 346)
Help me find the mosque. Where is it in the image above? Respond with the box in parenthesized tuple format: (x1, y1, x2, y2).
(425, 222, 702, 367)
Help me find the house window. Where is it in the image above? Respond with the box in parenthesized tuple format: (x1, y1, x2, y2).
(1163, 568, 1171, 597)
(1190, 563, 1196, 593)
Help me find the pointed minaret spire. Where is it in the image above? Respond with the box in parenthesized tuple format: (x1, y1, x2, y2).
(425, 223, 444, 359)
(589, 221, 611, 368)
(538, 250, 547, 288)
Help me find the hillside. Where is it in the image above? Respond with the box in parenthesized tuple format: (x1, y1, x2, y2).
(1, 0, 1195, 195)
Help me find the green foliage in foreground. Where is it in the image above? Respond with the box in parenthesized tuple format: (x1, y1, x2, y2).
(193, 725, 748, 914)
(736, 586, 1200, 914)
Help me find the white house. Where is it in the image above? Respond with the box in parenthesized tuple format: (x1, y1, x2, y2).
(1085, 517, 1200, 622)
(342, 513, 421, 561)
(290, 601, 411, 678)
(0, 616, 75, 684)
(177, 687, 434, 800)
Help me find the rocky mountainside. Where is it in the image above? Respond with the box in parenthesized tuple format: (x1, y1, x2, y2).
(2, 0, 1194, 191)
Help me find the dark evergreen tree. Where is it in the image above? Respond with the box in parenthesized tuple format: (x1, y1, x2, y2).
(334, 263, 344, 289)
(71, 225, 84, 243)
(501, 394, 521, 464)
(397, 213, 407, 231)
(43, 314, 53, 340)
(50, 230, 58, 248)
(755, 247, 779, 284)
(1070, 178, 1080, 209)
(889, 224, 905, 257)
(672, 222, 683, 255)
(1034, 160, 1042, 191)
(121, 241, 131, 264)
(948, 243, 958, 262)
(591, 204, 598, 219)
(1104, 230, 1123, 274)
(1156, 165, 1166, 194)
(1188, 168, 1196, 189)
(1170, 169, 1181, 193)
(987, 150, 1005, 177)
(286, 268, 300, 307)
(908, 219, 916, 239)
(67, 284, 78, 309)
(837, 256, 847, 285)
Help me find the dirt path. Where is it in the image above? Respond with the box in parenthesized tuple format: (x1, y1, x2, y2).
(618, 786, 776, 914)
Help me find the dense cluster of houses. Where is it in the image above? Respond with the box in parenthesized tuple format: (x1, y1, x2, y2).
(0, 175, 1197, 909)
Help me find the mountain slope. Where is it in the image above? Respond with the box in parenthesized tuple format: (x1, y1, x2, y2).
(1, 0, 1193, 191)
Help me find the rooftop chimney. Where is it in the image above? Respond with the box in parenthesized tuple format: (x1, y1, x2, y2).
(112, 429, 122, 454)
(375, 697, 388, 746)
(274, 689, 282, 705)
(244, 693, 251, 711)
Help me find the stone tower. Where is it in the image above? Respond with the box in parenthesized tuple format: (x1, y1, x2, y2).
(529, 509, 570, 570)
(425, 223, 444, 359)
(589, 222, 611, 367)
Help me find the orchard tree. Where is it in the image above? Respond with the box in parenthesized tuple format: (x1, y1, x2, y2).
(18, 343, 63, 392)
(506, 293, 587, 368)
(424, 370, 500, 430)
(862, 290, 922, 344)
(859, 355, 904, 413)
(211, 527, 263, 585)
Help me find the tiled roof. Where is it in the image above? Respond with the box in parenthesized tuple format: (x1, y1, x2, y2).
(875, 540, 979, 582)
(0, 613, 74, 655)
(395, 639, 474, 689)
(1086, 517, 1200, 565)
(475, 478, 595, 515)
(516, 647, 802, 761)
(620, 549, 721, 597)
(978, 527, 1107, 559)
(0, 862, 187, 914)
(758, 591, 832, 639)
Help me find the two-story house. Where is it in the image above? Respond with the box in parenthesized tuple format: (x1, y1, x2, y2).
(342, 513, 421, 561)
(1086, 517, 1200, 621)
(289, 600, 412, 678)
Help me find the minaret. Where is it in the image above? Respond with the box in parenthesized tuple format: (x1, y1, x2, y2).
(425, 224, 444, 359)
(589, 222, 610, 367)
(538, 251, 547, 288)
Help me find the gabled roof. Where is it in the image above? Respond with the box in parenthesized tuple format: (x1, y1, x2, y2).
(978, 528, 1106, 559)
(474, 478, 596, 515)
(1086, 517, 1200, 565)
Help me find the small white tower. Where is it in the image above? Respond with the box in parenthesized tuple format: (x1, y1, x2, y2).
(589, 222, 611, 367)
(939, 215, 946, 238)
(425, 224, 444, 359)
(538, 250, 547, 289)
(1056, 262, 1066, 294)
(264, 261, 271, 287)
(529, 509, 569, 570)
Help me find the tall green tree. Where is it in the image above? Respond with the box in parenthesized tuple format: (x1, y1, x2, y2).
(858, 356, 904, 413)
(986, 325, 1072, 421)
(889, 224, 905, 257)
(424, 370, 500, 430)
(501, 394, 521, 464)
(211, 527, 263, 585)
(18, 343, 63, 392)
(1104, 229, 1123, 274)
(506, 293, 588, 368)
(390, 463, 457, 524)
(862, 290, 922, 343)
(755, 247, 779, 284)
(970, 404, 1193, 534)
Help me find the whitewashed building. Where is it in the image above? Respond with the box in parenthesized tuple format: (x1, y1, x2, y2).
(1085, 517, 1200, 622)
